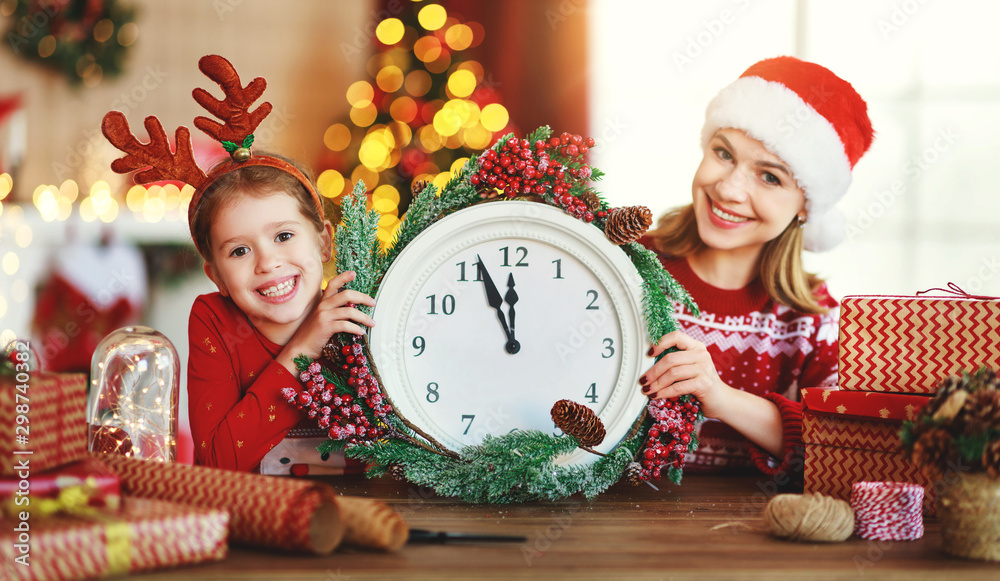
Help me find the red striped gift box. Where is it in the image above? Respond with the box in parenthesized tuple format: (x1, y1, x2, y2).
(802, 388, 938, 515)
(1, 373, 88, 476)
(839, 294, 1000, 394)
(0, 497, 227, 581)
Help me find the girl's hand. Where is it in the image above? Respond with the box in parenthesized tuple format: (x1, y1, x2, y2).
(281, 270, 376, 362)
(640, 330, 734, 419)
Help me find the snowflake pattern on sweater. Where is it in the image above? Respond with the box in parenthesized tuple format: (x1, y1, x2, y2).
(647, 247, 839, 477)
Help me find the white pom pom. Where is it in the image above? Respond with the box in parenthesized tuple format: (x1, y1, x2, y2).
(802, 208, 847, 252)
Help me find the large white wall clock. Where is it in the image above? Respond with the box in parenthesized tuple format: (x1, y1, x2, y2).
(369, 200, 653, 468)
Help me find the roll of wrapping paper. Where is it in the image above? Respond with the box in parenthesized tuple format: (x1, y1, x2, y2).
(336, 496, 409, 551)
(95, 453, 344, 554)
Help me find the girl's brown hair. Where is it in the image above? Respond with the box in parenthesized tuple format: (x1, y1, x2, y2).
(647, 204, 829, 314)
(190, 154, 324, 261)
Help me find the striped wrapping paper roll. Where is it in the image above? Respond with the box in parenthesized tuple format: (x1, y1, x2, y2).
(96, 453, 344, 554)
(850, 481, 924, 541)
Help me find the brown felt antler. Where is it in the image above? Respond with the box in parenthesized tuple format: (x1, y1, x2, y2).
(101, 111, 208, 188)
(192, 55, 272, 146)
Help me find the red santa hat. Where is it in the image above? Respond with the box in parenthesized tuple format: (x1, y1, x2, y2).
(701, 56, 874, 252)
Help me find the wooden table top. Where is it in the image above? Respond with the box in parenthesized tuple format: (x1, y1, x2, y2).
(143, 473, 998, 580)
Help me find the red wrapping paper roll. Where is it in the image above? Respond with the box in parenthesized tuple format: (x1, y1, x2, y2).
(95, 453, 343, 554)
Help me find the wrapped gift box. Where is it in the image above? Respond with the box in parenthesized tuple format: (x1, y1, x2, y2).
(0, 373, 88, 476)
(839, 294, 1000, 394)
(0, 497, 227, 581)
(0, 457, 121, 511)
(802, 387, 938, 515)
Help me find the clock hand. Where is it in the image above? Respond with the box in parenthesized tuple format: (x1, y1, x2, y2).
(476, 255, 518, 353)
(504, 273, 519, 354)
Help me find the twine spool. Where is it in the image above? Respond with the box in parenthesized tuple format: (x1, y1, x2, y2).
(939, 472, 1000, 561)
(850, 481, 924, 541)
(764, 493, 854, 542)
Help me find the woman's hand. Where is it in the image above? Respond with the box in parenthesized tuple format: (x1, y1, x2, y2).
(640, 330, 733, 419)
(279, 271, 376, 364)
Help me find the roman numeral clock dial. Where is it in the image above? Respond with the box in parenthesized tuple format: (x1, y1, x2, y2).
(369, 201, 651, 467)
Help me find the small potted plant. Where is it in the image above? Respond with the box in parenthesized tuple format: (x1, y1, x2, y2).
(900, 366, 1000, 561)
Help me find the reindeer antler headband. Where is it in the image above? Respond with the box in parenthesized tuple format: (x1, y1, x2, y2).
(102, 55, 323, 254)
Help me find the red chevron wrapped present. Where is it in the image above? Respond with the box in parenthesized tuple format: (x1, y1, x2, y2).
(0, 497, 227, 581)
(96, 453, 344, 554)
(1, 373, 88, 476)
(802, 388, 937, 515)
(0, 457, 121, 511)
(839, 294, 1000, 393)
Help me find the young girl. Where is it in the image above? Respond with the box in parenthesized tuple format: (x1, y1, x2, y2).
(186, 158, 375, 474)
(640, 56, 874, 481)
(101, 55, 374, 474)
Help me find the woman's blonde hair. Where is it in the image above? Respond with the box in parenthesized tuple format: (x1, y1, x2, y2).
(647, 204, 829, 314)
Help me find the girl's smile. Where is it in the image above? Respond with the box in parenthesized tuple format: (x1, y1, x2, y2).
(256, 274, 300, 302)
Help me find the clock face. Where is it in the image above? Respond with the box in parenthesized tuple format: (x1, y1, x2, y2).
(370, 201, 651, 466)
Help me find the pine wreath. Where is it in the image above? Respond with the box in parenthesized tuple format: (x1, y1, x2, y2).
(287, 127, 703, 503)
(5, 0, 137, 85)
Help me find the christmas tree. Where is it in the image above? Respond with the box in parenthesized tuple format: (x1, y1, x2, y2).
(314, 2, 511, 247)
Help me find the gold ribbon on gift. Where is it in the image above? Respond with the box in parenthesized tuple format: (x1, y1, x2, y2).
(99, 516, 133, 575)
(1, 481, 132, 575)
(1, 482, 96, 519)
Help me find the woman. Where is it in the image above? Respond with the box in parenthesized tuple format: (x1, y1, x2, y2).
(641, 56, 874, 481)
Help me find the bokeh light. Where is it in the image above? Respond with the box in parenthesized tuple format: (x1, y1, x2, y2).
(359, 138, 390, 169)
(317, 169, 346, 198)
(352, 165, 380, 190)
(405, 69, 432, 97)
(375, 18, 405, 45)
(2, 251, 18, 276)
(350, 102, 378, 127)
(417, 4, 447, 31)
(413, 36, 443, 63)
(38, 35, 55, 58)
(480, 103, 510, 131)
(14, 223, 31, 248)
(447, 69, 476, 98)
(117, 22, 138, 46)
(390, 96, 418, 124)
(445, 24, 474, 50)
(346, 81, 375, 107)
(324, 123, 352, 151)
(93, 19, 114, 42)
(0, 173, 12, 199)
(376, 65, 404, 92)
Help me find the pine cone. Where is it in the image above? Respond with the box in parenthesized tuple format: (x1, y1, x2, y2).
(923, 373, 969, 417)
(623, 461, 643, 486)
(964, 388, 1000, 435)
(551, 399, 606, 448)
(973, 366, 1000, 389)
(387, 464, 407, 481)
(577, 191, 602, 213)
(604, 206, 653, 245)
(911, 427, 953, 476)
(411, 179, 430, 196)
(321, 341, 339, 362)
(933, 389, 968, 422)
(983, 440, 1000, 478)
